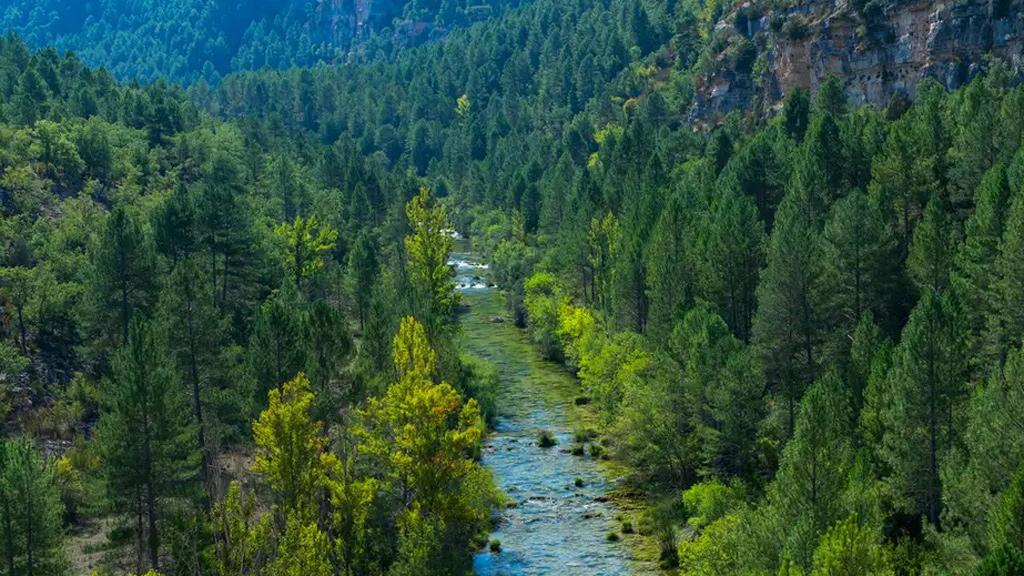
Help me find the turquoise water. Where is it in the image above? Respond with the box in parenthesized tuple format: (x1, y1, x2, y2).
(452, 251, 642, 576)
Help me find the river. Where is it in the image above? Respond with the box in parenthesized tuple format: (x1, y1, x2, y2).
(451, 247, 654, 576)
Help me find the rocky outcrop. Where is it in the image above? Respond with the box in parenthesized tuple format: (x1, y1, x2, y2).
(692, 0, 1024, 123)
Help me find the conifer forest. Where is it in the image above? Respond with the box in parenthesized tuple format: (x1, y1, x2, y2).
(0, 0, 1022, 574)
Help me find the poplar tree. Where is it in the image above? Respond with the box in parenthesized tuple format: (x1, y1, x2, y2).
(404, 188, 456, 336)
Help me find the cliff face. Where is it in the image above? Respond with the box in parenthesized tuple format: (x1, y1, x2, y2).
(692, 0, 1024, 123)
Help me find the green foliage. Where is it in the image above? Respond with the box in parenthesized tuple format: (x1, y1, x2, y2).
(275, 215, 339, 292)
(405, 188, 457, 336)
(880, 290, 966, 526)
(809, 516, 892, 576)
(252, 373, 331, 523)
(682, 480, 746, 530)
(96, 318, 196, 571)
(0, 439, 67, 576)
(523, 273, 568, 360)
(677, 513, 742, 576)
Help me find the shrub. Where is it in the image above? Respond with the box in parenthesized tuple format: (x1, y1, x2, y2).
(681, 480, 747, 530)
(489, 539, 502, 553)
(523, 273, 567, 360)
(606, 531, 620, 542)
(782, 16, 809, 40)
(537, 430, 557, 448)
(678, 514, 742, 574)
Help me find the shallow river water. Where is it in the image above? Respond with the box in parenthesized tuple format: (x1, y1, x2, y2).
(451, 249, 651, 576)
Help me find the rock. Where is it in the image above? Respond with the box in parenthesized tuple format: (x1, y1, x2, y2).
(691, 0, 1024, 125)
(491, 316, 506, 323)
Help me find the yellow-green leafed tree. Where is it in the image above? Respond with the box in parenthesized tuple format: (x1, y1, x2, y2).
(809, 517, 893, 576)
(213, 482, 271, 575)
(404, 188, 457, 334)
(274, 215, 339, 291)
(358, 316, 483, 515)
(266, 516, 332, 576)
(252, 373, 333, 522)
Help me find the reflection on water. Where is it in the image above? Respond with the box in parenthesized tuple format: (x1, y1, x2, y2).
(455, 248, 640, 576)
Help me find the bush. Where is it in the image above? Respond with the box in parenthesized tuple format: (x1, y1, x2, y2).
(489, 539, 502, 553)
(537, 430, 557, 448)
(523, 273, 567, 360)
(681, 480, 747, 530)
(678, 514, 742, 574)
(782, 16, 809, 40)
(622, 520, 635, 534)
(606, 531, 620, 542)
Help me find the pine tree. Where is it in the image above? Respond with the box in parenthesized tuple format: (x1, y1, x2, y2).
(986, 188, 1024, 371)
(158, 258, 221, 500)
(988, 464, 1024, 563)
(946, 343, 1024, 550)
(954, 163, 1012, 377)
(880, 290, 966, 527)
(97, 318, 195, 572)
(769, 368, 854, 570)
(303, 300, 353, 415)
(0, 439, 67, 576)
(248, 296, 306, 402)
(644, 195, 690, 343)
(88, 206, 158, 348)
(697, 188, 765, 342)
(906, 195, 955, 295)
(198, 151, 257, 316)
(753, 195, 823, 435)
(809, 516, 892, 576)
(817, 190, 898, 360)
(347, 231, 379, 333)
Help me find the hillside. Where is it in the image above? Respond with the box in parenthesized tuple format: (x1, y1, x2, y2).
(0, 0, 527, 84)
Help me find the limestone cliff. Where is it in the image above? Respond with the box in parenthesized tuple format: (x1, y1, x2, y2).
(692, 0, 1024, 123)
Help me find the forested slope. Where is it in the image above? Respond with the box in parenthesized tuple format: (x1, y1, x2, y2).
(0, 31, 500, 575)
(0, 0, 528, 84)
